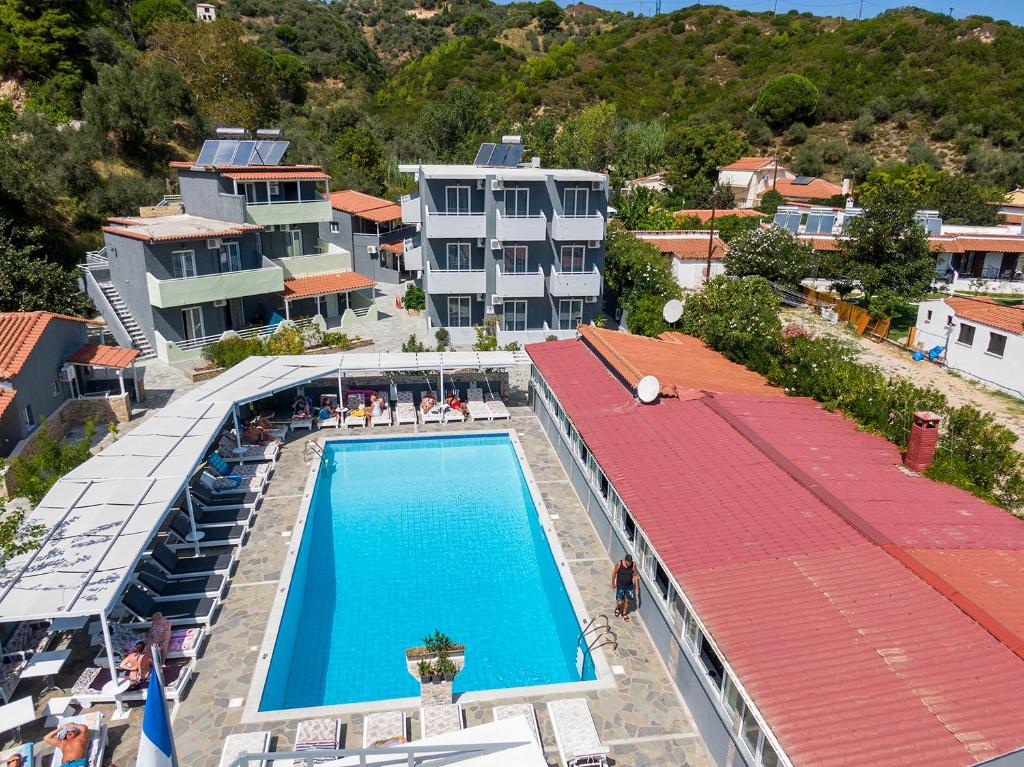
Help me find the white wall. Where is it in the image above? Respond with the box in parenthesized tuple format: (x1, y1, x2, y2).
(672, 259, 725, 290)
(915, 300, 1024, 398)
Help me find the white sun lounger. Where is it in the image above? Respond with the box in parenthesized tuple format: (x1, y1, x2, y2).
(395, 392, 416, 425)
(369, 403, 392, 427)
(50, 712, 106, 767)
(485, 392, 511, 419)
(219, 730, 271, 767)
(199, 470, 266, 495)
(493, 704, 542, 750)
(420, 704, 464, 739)
(466, 389, 491, 421)
(70, 659, 194, 705)
(547, 699, 610, 767)
(422, 403, 445, 424)
(443, 404, 465, 423)
(91, 622, 206, 662)
(345, 394, 367, 428)
(362, 710, 407, 748)
(294, 718, 342, 765)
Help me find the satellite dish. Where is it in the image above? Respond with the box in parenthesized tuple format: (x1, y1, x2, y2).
(662, 299, 683, 324)
(637, 375, 660, 404)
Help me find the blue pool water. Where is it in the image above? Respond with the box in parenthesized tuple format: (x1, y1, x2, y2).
(259, 433, 593, 711)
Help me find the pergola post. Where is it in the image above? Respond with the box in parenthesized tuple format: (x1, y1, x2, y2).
(284, 299, 291, 320)
(232, 407, 243, 450)
(131, 360, 140, 403)
(116, 369, 125, 395)
(100, 612, 128, 719)
(337, 370, 343, 424)
(183, 490, 203, 556)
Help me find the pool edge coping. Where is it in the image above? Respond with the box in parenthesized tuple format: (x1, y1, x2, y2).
(241, 429, 614, 725)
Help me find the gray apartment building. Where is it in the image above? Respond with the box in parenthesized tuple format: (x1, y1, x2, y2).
(398, 138, 608, 346)
(320, 190, 419, 284)
(81, 133, 376, 363)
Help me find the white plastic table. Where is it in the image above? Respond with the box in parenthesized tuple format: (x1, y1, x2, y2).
(22, 649, 71, 694)
(0, 696, 35, 736)
(42, 696, 73, 727)
(48, 616, 88, 633)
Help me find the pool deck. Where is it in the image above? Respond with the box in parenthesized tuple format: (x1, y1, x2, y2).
(18, 408, 715, 767)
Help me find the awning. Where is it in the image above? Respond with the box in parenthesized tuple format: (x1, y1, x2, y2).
(66, 343, 140, 370)
(281, 271, 376, 299)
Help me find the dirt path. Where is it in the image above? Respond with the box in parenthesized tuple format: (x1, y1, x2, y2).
(782, 308, 1024, 446)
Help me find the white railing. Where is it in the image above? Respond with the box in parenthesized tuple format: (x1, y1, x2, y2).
(426, 264, 486, 294)
(425, 209, 487, 239)
(81, 268, 133, 349)
(155, 194, 182, 208)
(495, 265, 545, 298)
(83, 248, 109, 271)
(351, 305, 371, 317)
(495, 209, 547, 241)
(401, 193, 421, 224)
(548, 265, 602, 297)
(225, 742, 528, 767)
(551, 211, 605, 241)
(175, 317, 314, 352)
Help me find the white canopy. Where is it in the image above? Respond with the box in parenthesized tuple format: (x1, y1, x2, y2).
(0, 351, 530, 624)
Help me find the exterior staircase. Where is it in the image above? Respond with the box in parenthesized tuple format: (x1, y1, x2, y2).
(97, 280, 154, 359)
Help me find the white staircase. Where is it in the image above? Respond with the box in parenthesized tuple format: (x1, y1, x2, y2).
(97, 281, 154, 358)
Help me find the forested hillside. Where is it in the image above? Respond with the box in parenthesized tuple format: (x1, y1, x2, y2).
(1, 0, 1023, 314)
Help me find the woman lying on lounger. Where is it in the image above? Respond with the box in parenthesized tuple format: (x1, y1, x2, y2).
(367, 393, 386, 425)
(420, 392, 437, 414)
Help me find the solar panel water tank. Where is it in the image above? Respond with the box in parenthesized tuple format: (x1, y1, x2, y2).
(474, 143, 497, 166)
(773, 205, 802, 233)
(914, 209, 943, 235)
(804, 206, 836, 234)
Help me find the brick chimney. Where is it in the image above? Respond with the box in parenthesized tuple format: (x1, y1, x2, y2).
(904, 411, 941, 472)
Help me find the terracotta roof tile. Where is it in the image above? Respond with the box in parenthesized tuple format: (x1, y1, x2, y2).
(66, 343, 140, 369)
(0, 312, 102, 379)
(329, 190, 401, 223)
(945, 296, 1024, 335)
(632, 230, 727, 260)
(281, 271, 375, 299)
(102, 214, 262, 243)
(774, 177, 844, 200)
(720, 156, 775, 171)
(222, 171, 329, 181)
(380, 241, 404, 255)
(0, 388, 14, 420)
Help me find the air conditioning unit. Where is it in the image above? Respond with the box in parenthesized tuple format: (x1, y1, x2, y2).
(476, 238, 485, 248)
(206, 238, 222, 250)
(213, 299, 227, 308)
(491, 295, 504, 306)
(367, 245, 378, 254)
(58, 363, 75, 383)
(476, 179, 485, 190)
(490, 239, 502, 250)
(591, 180, 603, 191)
(265, 225, 276, 232)
(585, 296, 599, 304)
(491, 179, 504, 191)
(587, 240, 600, 249)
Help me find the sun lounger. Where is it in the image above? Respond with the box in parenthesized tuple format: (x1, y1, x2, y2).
(137, 567, 226, 600)
(493, 703, 542, 750)
(466, 389, 491, 421)
(395, 392, 416, 425)
(294, 718, 342, 765)
(547, 699, 610, 767)
(150, 542, 236, 580)
(422, 404, 445, 424)
(1, 742, 32, 767)
(291, 398, 314, 431)
(198, 469, 266, 495)
(70, 660, 194, 705)
(207, 453, 272, 483)
(92, 622, 206, 662)
(1, 621, 52, 659)
(49, 712, 105, 767)
(165, 513, 248, 550)
(219, 434, 279, 463)
(192, 481, 260, 511)
(344, 394, 367, 428)
(369, 402, 392, 427)
(194, 503, 255, 528)
(121, 585, 218, 627)
(420, 704, 464, 739)
(362, 710, 407, 748)
(485, 392, 511, 419)
(220, 730, 271, 767)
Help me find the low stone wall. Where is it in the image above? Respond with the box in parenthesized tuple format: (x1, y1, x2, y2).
(185, 339, 374, 382)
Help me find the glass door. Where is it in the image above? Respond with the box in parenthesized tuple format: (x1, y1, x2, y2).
(224, 241, 242, 272)
(284, 228, 303, 258)
(563, 187, 589, 217)
(171, 250, 196, 278)
(448, 296, 471, 327)
(504, 300, 526, 331)
(445, 185, 471, 214)
(504, 187, 529, 217)
(560, 245, 585, 273)
(558, 298, 583, 330)
(446, 242, 471, 270)
(504, 245, 528, 273)
(182, 306, 205, 341)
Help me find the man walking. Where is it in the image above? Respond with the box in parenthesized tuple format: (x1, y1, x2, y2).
(612, 554, 640, 622)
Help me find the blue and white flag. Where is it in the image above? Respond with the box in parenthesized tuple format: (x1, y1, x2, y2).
(135, 657, 177, 767)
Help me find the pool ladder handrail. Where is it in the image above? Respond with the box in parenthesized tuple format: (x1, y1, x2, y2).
(577, 614, 618, 659)
(304, 440, 323, 462)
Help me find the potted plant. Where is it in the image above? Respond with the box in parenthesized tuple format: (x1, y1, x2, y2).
(405, 630, 465, 704)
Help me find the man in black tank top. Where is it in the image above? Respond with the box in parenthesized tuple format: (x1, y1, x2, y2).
(611, 554, 639, 622)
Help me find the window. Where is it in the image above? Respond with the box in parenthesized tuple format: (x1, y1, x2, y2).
(683, 613, 699, 650)
(988, 332, 1007, 357)
(563, 187, 589, 217)
(622, 513, 637, 544)
(223, 241, 241, 272)
(957, 323, 976, 346)
(330, 221, 340, 234)
(653, 561, 670, 601)
(925, 309, 933, 322)
(269, 181, 280, 197)
(741, 707, 762, 755)
(23, 404, 34, 428)
(504, 245, 528, 273)
(760, 741, 780, 767)
(723, 676, 744, 723)
(445, 185, 470, 214)
(446, 242, 471, 270)
(243, 183, 259, 204)
(698, 636, 725, 692)
(504, 187, 529, 217)
(171, 250, 196, 279)
(283, 227, 303, 258)
(182, 306, 205, 341)
(946, 315, 954, 326)
(560, 245, 585, 273)
(504, 300, 526, 332)
(448, 296, 471, 327)
(597, 470, 609, 500)
(558, 299, 583, 330)
(635, 535, 653, 577)
(671, 591, 688, 627)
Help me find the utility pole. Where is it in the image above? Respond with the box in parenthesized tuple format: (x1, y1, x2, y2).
(656, 0, 662, 14)
(771, 144, 780, 191)
(706, 194, 717, 286)
(858, 0, 864, 19)
(773, 0, 779, 13)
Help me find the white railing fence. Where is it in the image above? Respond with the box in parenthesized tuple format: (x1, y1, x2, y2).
(174, 317, 314, 352)
(80, 268, 133, 349)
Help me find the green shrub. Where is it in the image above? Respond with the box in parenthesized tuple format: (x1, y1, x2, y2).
(6, 419, 95, 504)
(434, 328, 450, 350)
(201, 336, 264, 369)
(320, 332, 355, 350)
(401, 334, 428, 353)
(755, 74, 820, 129)
(404, 283, 426, 310)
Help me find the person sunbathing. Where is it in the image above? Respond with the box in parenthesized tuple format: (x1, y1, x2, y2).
(367, 394, 387, 425)
(146, 611, 172, 661)
(293, 395, 310, 418)
(420, 393, 437, 414)
(44, 722, 89, 767)
(118, 641, 152, 689)
(446, 395, 466, 416)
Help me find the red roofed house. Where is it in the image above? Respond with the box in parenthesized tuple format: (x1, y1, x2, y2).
(322, 190, 418, 283)
(83, 132, 378, 363)
(915, 295, 1024, 398)
(0, 312, 139, 455)
(527, 325, 1024, 767)
(717, 157, 847, 208)
(631, 230, 727, 289)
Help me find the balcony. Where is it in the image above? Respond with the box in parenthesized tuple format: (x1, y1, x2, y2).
(495, 210, 547, 242)
(147, 257, 284, 309)
(497, 326, 576, 345)
(401, 194, 421, 224)
(495, 266, 545, 298)
(548, 266, 602, 298)
(244, 199, 332, 227)
(551, 212, 605, 242)
(272, 244, 352, 280)
(403, 240, 423, 271)
(426, 265, 486, 295)
(426, 210, 487, 239)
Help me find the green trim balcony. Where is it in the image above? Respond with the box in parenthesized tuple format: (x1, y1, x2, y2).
(273, 244, 353, 279)
(147, 257, 284, 309)
(244, 199, 332, 227)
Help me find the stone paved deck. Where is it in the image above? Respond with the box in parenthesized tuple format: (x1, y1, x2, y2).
(11, 409, 714, 767)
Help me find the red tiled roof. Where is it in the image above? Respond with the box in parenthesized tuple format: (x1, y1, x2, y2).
(720, 156, 775, 171)
(281, 271, 375, 299)
(632, 231, 727, 260)
(329, 190, 401, 223)
(222, 171, 329, 181)
(945, 296, 1024, 335)
(0, 387, 14, 420)
(102, 215, 263, 243)
(801, 233, 1024, 255)
(380, 241, 404, 255)
(527, 337, 1024, 767)
(66, 343, 139, 369)
(674, 209, 766, 223)
(0, 312, 103, 379)
(774, 177, 843, 200)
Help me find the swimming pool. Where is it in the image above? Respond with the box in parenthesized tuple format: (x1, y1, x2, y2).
(257, 433, 596, 712)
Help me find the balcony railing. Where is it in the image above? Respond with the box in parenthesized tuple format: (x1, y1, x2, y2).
(425, 264, 486, 294)
(401, 193, 421, 224)
(497, 325, 577, 345)
(551, 211, 605, 242)
(403, 240, 423, 271)
(495, 210, 547, 241)
(173, 318, 314, 353)
(425, 210, 487, 239)
(273, 244, 351, 279)
(147, 257, 284, 309)
(495, 265, 545, 298)
(244, 198, 332, 226)
(548, 265, 602, 297)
